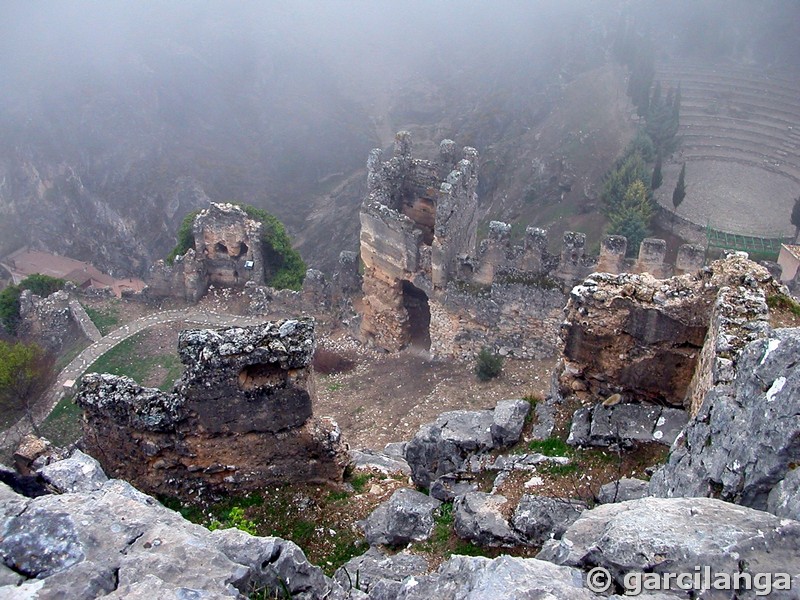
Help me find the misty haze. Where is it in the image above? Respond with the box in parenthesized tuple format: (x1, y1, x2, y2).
(1, 1, 800, 598)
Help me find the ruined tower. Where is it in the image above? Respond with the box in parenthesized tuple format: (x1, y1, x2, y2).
(359, 132, 479, 351)
(146, 202, 266, 302)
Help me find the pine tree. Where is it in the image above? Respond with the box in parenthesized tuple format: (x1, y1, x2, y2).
(791, 196, 800, 243)
(651, 154, 663, 190)
(609, 180, 652, 256)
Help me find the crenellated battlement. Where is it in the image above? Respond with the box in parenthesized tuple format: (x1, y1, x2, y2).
(470, 226, 707, 289)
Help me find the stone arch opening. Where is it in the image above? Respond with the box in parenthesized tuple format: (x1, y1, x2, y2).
(401, 280, 431, 350)
(238, 363, 286, 391)
(237, 242, 249, 258)
(215, 241, 229, 256)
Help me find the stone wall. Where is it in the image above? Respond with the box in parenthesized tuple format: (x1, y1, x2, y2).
(556, 254, 784, 409)
(76, 318, 348, 499)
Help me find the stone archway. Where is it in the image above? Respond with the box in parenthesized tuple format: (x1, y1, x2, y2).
(401, 280, 431, 350)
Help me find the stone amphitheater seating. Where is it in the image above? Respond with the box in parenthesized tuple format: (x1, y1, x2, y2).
(654, 61, 800, 235)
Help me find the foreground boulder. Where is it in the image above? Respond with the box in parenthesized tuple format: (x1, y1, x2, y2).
(454, 492, 520, 547)
(76, 318, 349, 499)
(567, 403, 687, 448)
(511, 495, 586, 545)
(334, 547, 428, 597)
(360, 488, 441, 546)
(0, 476, 354, 599)
(539, 497, 800, 598)
(390, 554, 606, 599)
(405, 399, 530, 489)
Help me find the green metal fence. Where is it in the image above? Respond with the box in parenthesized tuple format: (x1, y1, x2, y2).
(705, 224, 790, 260)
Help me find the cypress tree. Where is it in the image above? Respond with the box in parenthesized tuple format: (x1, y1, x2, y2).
(671, 162, 687, 232)
(651, 154, 663, 190)
(791, 196, 800, 243)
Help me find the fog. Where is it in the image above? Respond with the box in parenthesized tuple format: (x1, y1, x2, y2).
(0, 1, 798, 274)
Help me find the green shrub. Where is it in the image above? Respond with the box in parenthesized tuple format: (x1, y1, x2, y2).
(475, 347, 503, 381)
(166, 209, 201, 265)
(0, 274, 65, 335)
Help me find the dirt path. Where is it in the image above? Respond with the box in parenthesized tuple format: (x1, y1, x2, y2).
(315, 342, 555, 449)
(0, 309, 265, 450)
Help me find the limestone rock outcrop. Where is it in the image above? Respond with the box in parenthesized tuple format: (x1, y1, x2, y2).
(76, 318, 348, 499)
(0, 473, 355, 599)
(649, 326, 800, 511)
(404, 399, 530, 489)
(539, 497, 800, 598)
(360, 488, 441, 546)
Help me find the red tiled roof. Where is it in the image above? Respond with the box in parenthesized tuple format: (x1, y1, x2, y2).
(1, 249, 145, 298)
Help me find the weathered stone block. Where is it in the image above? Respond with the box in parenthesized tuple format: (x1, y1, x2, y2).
(76, 318, 347, 499)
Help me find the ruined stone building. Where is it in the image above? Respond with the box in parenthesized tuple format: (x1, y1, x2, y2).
(359, 132, 480, 351)
(76, 318, 348, 499)
(358, 131, 708, 359)
(146, 203, 267, 302)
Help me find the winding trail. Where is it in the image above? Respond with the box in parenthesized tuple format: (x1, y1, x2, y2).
(1, 309, 264, 449)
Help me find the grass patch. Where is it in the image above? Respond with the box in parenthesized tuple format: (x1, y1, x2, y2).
(327, 382, 344, 392)
(527, 437, 573, 457)
(539, 462, 580, 477)
(85, 332, 183, 391)
(39, 394, 82, 447)
(348, 472, 373, 494)
(767, 294, 800, 317)
(83, 304, 120, 335)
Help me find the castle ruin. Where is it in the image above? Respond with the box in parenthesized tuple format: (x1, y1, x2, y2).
(146, 203, 267, 302)
(358, 131, 708, 359)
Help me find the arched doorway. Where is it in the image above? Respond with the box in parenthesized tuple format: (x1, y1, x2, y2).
(401, 280, 431, 350)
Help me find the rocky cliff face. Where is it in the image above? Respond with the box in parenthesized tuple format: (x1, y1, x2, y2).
(75, 318, 348, 499)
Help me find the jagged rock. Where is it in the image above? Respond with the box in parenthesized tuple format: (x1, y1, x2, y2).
(596, 478, 650, 504)
(490, 453, 571, 471)
(76, 318, 348, 499)
(392, 554, 605, 599)
(490, 399, 530, 447)
(511, 495, 586, 545)
(13, 434, 58, 475)
(38, 449, 108, 494)
(334, 547, 428, 595)
(0, 563, 23, 587)
(361, 488, 441, 546)
(349, 449, 411, 476)
(649, 328, 800, 511)
(768, 468, 800, 520)
(429, 474, 479, 502)
(453, 492, 520, 547)
(538, 497, 800, 598)
(209, 528, 335, 599)
(383, 442, 407, 459)
(567, 404, 687, 448)
(404, 408, 495, 488)
(0, 461, 354, 600)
